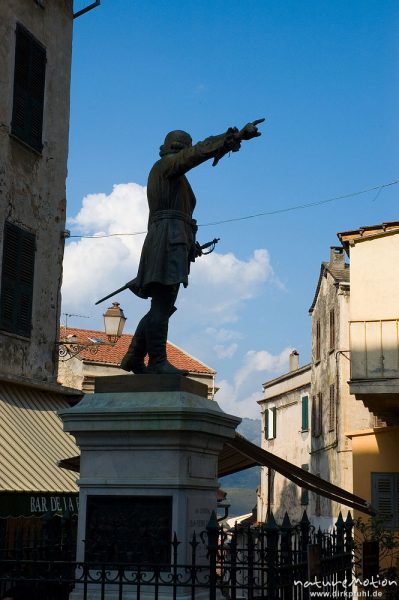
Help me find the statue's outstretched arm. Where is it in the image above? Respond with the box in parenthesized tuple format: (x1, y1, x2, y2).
(164, 118, 264, 177)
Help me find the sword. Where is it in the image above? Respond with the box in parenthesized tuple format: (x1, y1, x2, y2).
(95, 238, 220, 305)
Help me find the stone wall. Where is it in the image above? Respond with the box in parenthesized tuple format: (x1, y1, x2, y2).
(0, 0, 73, 382)
(257, 364, 311, 525)
(310, 258, 370, 529)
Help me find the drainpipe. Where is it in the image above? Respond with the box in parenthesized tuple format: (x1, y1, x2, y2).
(73, 0, 101, 19)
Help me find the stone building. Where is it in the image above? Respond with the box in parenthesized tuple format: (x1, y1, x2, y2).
(0, 0, 74, 383)
(308, 246, 370, 529)
(0, 0, 81, 537)
(258, 246, 372, 529)
(257, 351, 311, 524)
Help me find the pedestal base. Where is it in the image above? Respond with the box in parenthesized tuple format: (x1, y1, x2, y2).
(59, 375, 240, 580)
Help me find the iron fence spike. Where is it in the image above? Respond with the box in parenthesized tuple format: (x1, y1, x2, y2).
(265, 511, 278, 530)
(281, 511, 292, 530)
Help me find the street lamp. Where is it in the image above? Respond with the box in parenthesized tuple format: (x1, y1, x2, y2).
(58, 303, 127, 360)
(103, 302, 127, 343)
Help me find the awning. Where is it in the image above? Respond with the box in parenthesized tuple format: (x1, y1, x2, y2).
(59, 433, 373, 516)
(222, 434, 374, 516)
(0, 381, 80, 493)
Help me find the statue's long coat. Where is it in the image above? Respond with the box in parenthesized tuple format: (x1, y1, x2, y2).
(129, 133, 230, 299)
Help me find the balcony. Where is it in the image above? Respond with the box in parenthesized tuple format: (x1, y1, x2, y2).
(349, 319, 399, 424)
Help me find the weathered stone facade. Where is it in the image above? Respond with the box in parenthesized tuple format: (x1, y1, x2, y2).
(257, 357, 311, 524)
(258, 247, 372, 529)
(0, 0, 73, 382)
(309, 247, 370, 529)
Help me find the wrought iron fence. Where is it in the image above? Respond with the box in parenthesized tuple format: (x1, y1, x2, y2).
(0, 510, 356, 600)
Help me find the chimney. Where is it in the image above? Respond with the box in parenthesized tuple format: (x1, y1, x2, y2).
(330, 246, 345, 268)
(289, 350, 299, 372)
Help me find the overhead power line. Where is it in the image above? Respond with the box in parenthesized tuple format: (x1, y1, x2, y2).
(68, 178, 399, 239)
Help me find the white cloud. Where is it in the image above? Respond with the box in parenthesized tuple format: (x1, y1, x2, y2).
(205, 328, 244, 343)
(234, 348, 292, 391)
(62, 183, 148, 312)
(214, 347, 293, 419)
(214, 343, 239, 359)
(180, 248, 273, 326)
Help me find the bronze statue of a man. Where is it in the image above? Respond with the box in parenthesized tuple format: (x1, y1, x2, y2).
(120, 119, 264, 375)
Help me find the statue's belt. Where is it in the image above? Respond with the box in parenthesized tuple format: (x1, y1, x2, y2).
(149, 210, 197, 230)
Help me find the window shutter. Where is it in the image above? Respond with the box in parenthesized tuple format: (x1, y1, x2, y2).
(266, 407, 277, 440)
(311, 394, 323, 437)
(12, 27, 30, 138)
(29, 39, 46, 149)
(12, 25, 46, 151)
(317, 392, 323, 436)
(329, 309, 335, 350)
(301, 396, 309, 431)
(315, 320, 321, 361)
(372, 473, 395, 529)
(311, 395, 316, 434)
(17, 229, 35, 336)
(329, 384, 335, 431)
(0, 224, 19, 332)
(0, 222, 35, 337)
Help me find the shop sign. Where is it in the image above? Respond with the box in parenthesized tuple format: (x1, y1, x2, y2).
(0, 492, 79, 517)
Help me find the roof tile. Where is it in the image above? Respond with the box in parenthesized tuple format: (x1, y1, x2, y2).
(59, 327, 215, 375)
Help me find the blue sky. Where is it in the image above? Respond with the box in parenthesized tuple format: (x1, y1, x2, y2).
(63, 0, 399, 417)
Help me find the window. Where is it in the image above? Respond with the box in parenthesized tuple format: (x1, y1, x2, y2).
(328, 384, 335, 431)
(371, 473, 399, 529)
(312, 393, 322, 437)
(300, 464, 309, 505)
(0, 222, 36, 337)
(265, 407, 277, 440)
(329, 309, 335, 351)
(315, 319, 321, 361)
(301, 395, 309, 431)
(11, 24, 46, 152)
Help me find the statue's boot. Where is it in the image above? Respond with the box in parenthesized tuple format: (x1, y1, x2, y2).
(147, 306, 188, 376)
(120, 315, 148, 374)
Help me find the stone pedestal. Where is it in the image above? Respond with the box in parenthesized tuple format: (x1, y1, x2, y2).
(59, 375, 240, 599)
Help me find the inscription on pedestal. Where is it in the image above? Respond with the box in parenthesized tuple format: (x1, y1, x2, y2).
(85, 495, 172, 564)
(187, 496, 215, 562)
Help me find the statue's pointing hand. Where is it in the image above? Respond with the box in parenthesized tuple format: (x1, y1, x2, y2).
(236, 118, 265, 141)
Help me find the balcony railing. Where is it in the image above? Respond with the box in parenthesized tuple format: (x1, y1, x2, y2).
(349, 319, 399, 380)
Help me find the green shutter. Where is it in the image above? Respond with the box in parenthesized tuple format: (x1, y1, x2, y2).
(302, 396, 309, 431)
(11, 25, 46, 151)
(0, 222, 35, 337)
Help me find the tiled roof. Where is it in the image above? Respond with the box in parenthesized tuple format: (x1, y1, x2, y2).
(338, 220, 399, 249)
(323, 261, 350, 283)
(309, 261, 349, 314)
(0, 382, 79, 493)
(59, 326, 215, 375)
